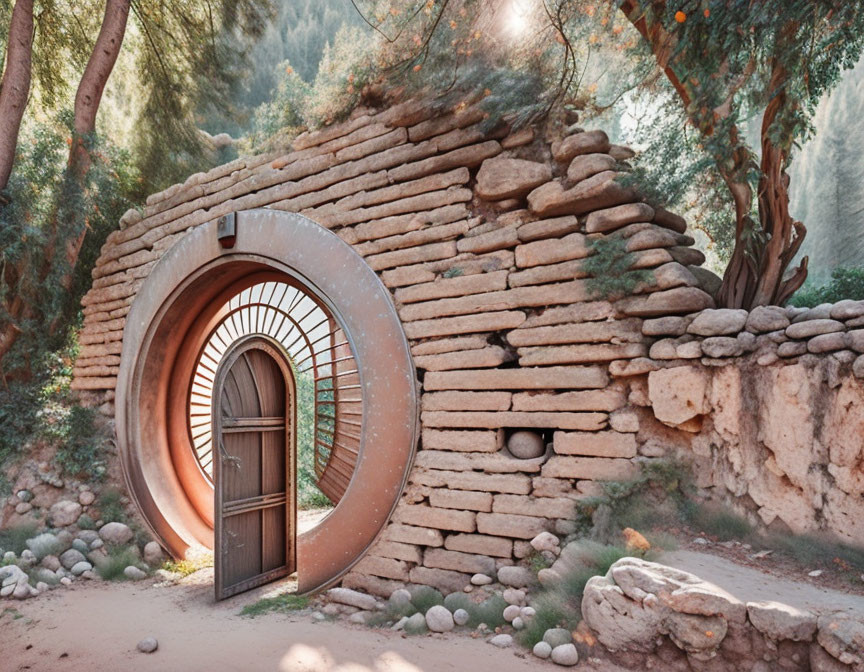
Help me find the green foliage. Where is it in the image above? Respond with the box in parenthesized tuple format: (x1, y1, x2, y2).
(517, 541, 634, 648)
(25, 533, 63, 561)
(0, 524, 39, 556)
(584, 234, 655, 300)
(42, 404, 108, 480)
(294, 371, 334, 511)
(97, 489, 128, 525)
(409, 585, 445, 614)
(680, 501, 753, 541)
(162, 552, 215, 578)
(94, 547, 145, 581)
(788, 266, 864, 307)
(462, 594, 508, 629)
(240, 592, 310, 617)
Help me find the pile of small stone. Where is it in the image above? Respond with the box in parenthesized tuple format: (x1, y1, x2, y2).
(0, 521, 164, 601)
(319, 532, 581, 666)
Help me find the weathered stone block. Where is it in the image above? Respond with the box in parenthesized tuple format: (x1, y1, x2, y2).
(424, 366, 608, 391)
(409, 566, 471, 594)
(392, 505, 476, 532)
(492, 494, 577, 519)
(475, 157, 552, 200)
(429, 488, 494, 512)
(476, 512, 551, 539)
(444, 533, 514, 558)
(383, 523, 444, 547)
(553, 431, 637, 458)
(540, 456, 639, 481)
(424, 548, 497, 575)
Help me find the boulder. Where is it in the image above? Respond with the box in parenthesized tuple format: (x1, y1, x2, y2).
(550, 643, 579, 666)
(99, 522, 134, 545)
(786, 319, 845, 340)
(585, 203, 655, 234)
(143, 541, 164, 567)
(70, 561, 93, 576)
(817, 612, 864, 667)
(533, 641, 553, 659)
(747, 306, 791, 333)
(453, 608, 469, 626)
(497, 565, 534, 588)
(543, 628, 573, 647)
(747, 601, 817, 642)
(124, 566, 147, 580)
(701, 336, 744, 358)
(552, 130, 611, 162)
(503, 604, 521, 622)
(687, 309, 748, 336)
(567, 153, 616, 183)
(475, 157, 552, 201)
(488, 633, 513, 648)
(59, 548, 87, 570)
(50, 500, 83, 527)
(327, 587, 378, 611)
(425, 605, 455, 632)
(530, 531, 560, 554)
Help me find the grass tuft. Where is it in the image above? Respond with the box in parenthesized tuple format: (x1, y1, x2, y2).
(408, 585, 444, 614)
(0, 524, 39, 556)
(94, 547, 144, 581)
(240, 593, 309, 617)
(463, 594, 508, 629)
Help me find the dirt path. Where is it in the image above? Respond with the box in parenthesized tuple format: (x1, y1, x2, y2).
(0, 572, 624, 672)
(662, 549, 864, 614)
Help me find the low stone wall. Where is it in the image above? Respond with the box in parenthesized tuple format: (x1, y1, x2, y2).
(583, 557, 864, 672)
(624, 303, 864, 546)
(68, 97, 863, 597)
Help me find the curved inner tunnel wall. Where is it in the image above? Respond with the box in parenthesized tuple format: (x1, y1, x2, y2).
(74, 101, 864, 597)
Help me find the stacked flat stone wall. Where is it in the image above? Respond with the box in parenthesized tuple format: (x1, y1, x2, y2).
(72, 99, 863, 596)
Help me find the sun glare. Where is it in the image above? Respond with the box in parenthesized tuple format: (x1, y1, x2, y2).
(505, 0, 532, 36)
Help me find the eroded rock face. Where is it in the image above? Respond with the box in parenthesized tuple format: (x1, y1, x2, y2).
(647, 366, 709, 427)
(582, 558, 864, 672)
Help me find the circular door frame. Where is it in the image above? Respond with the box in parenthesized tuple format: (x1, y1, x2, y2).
(114, 209, 419, 593)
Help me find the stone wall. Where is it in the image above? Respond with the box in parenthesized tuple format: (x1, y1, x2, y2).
(628, 302, 864, 547)
(71, 99, 863, 596)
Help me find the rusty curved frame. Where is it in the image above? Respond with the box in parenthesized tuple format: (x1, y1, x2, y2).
(115, 209, 419, 594)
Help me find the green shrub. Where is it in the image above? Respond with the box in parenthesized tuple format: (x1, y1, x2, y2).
(94, 547, 144, 581)
(788, 266, 864, 307)
(45, 405, 108, 480)
(463, 594, 509, 629)
(681, 501, 753, 541)
(409, 585, 444, 614)
(25, 533, 63, 560)
(0, 524, 39, 556)
(97, 489, 128, 524)
(584, 235, 655, 300)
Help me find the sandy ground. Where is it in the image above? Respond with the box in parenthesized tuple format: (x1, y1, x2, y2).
(0, 570, 626, 672)
(3, 549, 862, 672)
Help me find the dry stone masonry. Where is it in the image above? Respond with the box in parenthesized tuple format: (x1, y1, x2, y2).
(70, 100, 863, 598)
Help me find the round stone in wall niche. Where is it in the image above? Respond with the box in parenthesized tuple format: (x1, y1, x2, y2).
(507, 430, 546, 459)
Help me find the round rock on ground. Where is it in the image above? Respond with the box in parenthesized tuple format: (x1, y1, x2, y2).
(503, 604, 521, 622)
(124, 566, 147, 580)
(137, 637, 158, 654)
(99, 522, 134, 545)
(470, 573, 493, 586)
(403, 612, 427, 635)
(533, 641, 553, 659)
(143, 541, 164, 567)
(389, 588, 412, 608)
(551, 643, 579, 666)
(543, 628, 573, 647)
(488, 634, 513, 648)
(497, 566, 534, 588)
(425, 605, 455, 633)
(453, 608, 469, 626)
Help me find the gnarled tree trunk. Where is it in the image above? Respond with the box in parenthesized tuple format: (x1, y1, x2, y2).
(0, 0, 34, 195)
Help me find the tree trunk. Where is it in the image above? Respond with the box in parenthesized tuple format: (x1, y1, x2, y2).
(0, 0, 34, 195)
(68, 0, 131, 176)
(0, 0, 130, 378)
(62, 0, 130, 285)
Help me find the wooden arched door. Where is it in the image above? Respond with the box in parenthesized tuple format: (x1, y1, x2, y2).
(212, 336, 296, 600)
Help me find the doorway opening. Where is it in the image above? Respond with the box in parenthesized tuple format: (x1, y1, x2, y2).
(114, 209, 418, 595)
